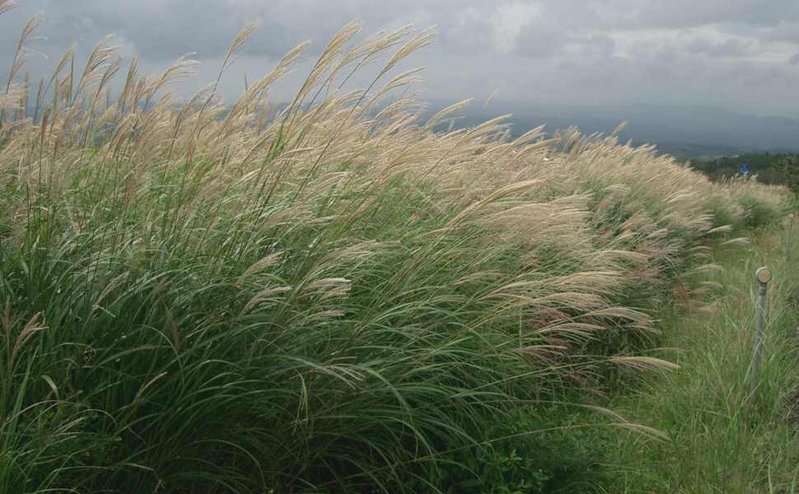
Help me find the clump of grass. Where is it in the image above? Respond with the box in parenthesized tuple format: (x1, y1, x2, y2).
(0, 5, 788, 493)
(729, 181, 786, 229)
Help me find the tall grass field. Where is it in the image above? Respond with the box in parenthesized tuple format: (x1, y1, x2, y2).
(0, 3, 792, 492)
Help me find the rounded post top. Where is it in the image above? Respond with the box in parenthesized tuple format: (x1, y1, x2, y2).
(755, 267, 772, 284)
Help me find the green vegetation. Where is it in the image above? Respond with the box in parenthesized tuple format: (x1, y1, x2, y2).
(690, 152, 799, 187)
(0, 4, 796, 493)
(606, 227, 799, 492)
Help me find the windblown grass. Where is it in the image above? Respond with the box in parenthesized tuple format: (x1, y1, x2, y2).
(0, 4, 786, 492)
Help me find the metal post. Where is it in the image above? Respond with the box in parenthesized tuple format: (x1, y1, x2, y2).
(749, 267, 772, 408)
(787, 213, 795, 264)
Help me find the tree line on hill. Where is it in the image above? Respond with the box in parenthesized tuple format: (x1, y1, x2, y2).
(688, 153, 799, 193)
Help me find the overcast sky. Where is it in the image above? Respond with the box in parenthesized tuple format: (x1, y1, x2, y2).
(2, 0, 799, 118)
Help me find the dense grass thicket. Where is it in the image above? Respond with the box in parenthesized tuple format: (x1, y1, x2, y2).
(0, 6, 788, 492)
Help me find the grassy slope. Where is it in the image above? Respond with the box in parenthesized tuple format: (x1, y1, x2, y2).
(0, 7, 792, 492)
(605, 221, 799, 493)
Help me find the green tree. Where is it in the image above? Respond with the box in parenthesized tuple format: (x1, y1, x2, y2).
(779, 155, 799, 198)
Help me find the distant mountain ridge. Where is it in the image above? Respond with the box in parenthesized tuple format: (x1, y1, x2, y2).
(420, 100, 799, 158)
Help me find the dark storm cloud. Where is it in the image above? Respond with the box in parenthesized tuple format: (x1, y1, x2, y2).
(1, 0, 799, 117)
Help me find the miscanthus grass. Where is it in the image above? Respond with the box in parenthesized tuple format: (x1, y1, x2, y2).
(0, 3, 786, 492)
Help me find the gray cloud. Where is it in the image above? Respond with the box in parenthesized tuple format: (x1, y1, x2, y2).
(631, 0, 799, 29)
(1, 0, 799, 118)
(685, 37, 754, 57)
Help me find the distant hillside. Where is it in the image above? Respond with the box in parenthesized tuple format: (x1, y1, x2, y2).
(422, 101, 799, 158)
(690, 152, 799, 184)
